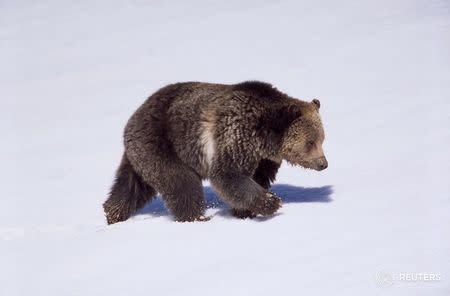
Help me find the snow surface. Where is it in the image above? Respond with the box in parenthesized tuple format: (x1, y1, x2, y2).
(1, 0, 450, 295)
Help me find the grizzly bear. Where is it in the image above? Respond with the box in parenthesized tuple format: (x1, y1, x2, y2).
(103, 81, 327, 224)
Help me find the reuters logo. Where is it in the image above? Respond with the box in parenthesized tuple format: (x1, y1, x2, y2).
(375, 271, 395, 286)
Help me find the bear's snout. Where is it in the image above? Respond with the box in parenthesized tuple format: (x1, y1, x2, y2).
(315, 156, 328, 171)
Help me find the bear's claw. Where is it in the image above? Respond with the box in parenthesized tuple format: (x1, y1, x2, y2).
(250, 191, 282, 216)
(196, 215, 211, 222)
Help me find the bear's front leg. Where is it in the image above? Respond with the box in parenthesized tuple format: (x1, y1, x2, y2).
(253, 159, 281, 189)
(230, 208, 257, 219)
(210, 171, 282, 217)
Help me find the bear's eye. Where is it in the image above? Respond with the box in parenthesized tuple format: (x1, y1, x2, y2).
(306, 141, 315, 150)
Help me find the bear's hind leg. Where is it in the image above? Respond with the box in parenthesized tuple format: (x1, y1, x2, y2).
(126, 141, 206, 222)
(104, 154, 157, 224)
(158, 168, 206, 222)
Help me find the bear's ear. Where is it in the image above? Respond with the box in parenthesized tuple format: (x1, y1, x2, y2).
(312, 99, 321, 110)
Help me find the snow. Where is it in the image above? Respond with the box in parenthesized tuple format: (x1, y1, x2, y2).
(1, 0, 449, 295)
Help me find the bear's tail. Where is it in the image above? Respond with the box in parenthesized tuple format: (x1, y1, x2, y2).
(103, 153, 156, 224)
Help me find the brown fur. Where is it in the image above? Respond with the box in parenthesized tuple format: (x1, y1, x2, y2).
(103, 81, 327, 224)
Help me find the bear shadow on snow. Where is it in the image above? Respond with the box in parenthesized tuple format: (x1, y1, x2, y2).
(135, 184, 333, 220)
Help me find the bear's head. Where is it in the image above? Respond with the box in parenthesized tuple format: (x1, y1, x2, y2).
(280, 99, 328, 171)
